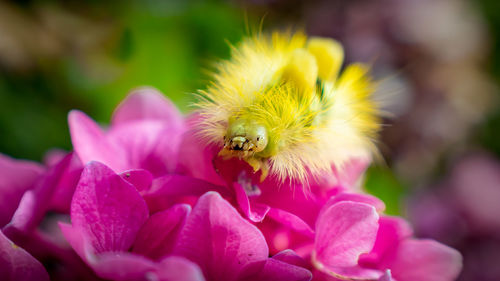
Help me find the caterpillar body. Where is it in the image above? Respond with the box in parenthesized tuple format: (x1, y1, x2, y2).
(195, 31, 381, 183)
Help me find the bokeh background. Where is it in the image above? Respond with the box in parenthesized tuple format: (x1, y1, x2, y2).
(1, 0, 499, 280)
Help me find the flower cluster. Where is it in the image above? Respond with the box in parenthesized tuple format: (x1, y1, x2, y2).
(1, 88, 462, 281)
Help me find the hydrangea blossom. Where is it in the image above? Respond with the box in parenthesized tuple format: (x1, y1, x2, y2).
(0, 88, 462, 281)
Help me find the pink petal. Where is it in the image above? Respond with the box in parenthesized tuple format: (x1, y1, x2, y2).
(174, 192, 269, 281)
(313, 201, 379, 270)
(387, 239, 462, 281)
(4, 191, 36, 233)
(133, 204, 190, 260)
(157, 256, 206, 281)
(5, 154, 74, 233)
(267, 208, 315, 238)
(108, 120, 185, 176)
(312, 268, 381, 281)
(0, 154, 44, 227)
(48, 152, 83, 213)
(111, 87, 184, 127)
(59, 223, 92, 263)
(0, 230, 49, 281)
(93, 253, 206, 281)
(271, 249, 310, 268)
(90, 252, 157, 281)
(257, 219, 314, 256)
(61, 222, 157, 281)
(5, 225, 98, 281)
(331, 157, 370, 189)
(120, 169, 153, 193)
(175, 116, 226, 186)
(323, 192, 386, 213)
(61, 222, 204, 281)
(68, 110, 127, 171)
(142, 175, 229, 213)
(70, 162, 149, 253)
(319, 266, 382, 280)
(256, 177, 326, 228)
(359, 216, 413, 268)
(378, 270, 393, 281)
(234, 183, 270, 222)
(238, 258, 312, 281)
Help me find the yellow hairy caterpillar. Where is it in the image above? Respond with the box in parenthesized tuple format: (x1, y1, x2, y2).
(195, 31, 381, 183)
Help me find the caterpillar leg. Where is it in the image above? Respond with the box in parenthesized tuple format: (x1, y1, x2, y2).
(246, 157, 269, 182)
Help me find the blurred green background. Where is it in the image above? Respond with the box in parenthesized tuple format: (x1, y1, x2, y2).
(0, 0, 248, 160)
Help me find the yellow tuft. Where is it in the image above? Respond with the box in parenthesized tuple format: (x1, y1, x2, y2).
(194, 31, 381, 183)
(280, 49, 318, 93)
(307, 37, 344, 82)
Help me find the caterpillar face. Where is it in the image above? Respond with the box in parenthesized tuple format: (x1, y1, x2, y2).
(222, 118, 268, 158)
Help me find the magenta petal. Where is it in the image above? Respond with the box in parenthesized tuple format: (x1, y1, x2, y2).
(0, 154, 44, 227)
(61, 222, 158, 281)
(359, 216, 413, 268)
(323, 193, 386, 213)
(234, 183, 270, 222)
(174, 191, 269, 281)
(272, 249, 310, 269)
(267, 208, 315, 238)
(157, 256, 206, 281)
(238, 258, 312, 281)
(4, 191, 36, 233)
(111, 87, 184, 127)
(142, 175, 229, 213)
(94, 254, 206, 281)
(321, 266, 382, 280)
(71, 162, 149, 253)
(91, 252, 157, 281)
(378, 270, 393, 281)
(133, 204, 190, 260)
(0, 230, 49, 281)
(332, 157, 370, 189)
(5, 154, 74, 233)
(68, 110, 127, 171)
(388, 239, 462, 281)
(108, 120, 184, 176)
(120, 169, 153, 193)
(314, 201, 379, 270)
(59, 223, 89, 261)
(175, 117, 226, 186)
(48, 152, 83, 213)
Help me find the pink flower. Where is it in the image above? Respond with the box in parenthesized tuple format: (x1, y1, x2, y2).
(1, 152, 95, 281)
(59, 161, 203, 281)
(5, 153, 81, 235)
(60, 161, 311, 281)
(173, 191, 311, 281)
(69, 87, 186, 177)
(352, 216, 463, 281)
(0, 88, 463, 281)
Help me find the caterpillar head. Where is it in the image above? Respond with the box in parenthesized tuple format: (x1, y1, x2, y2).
(222, 118, 268, 158)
